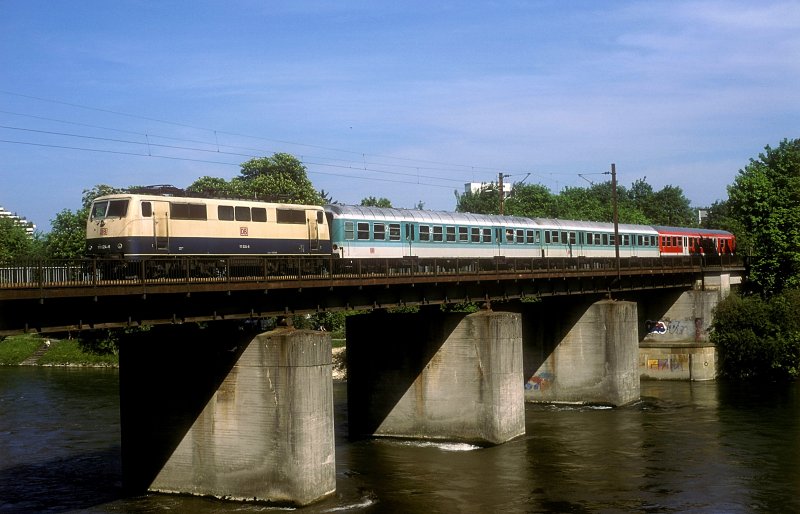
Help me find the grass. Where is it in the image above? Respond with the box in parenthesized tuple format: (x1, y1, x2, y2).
(0, 335, 119, 366)
(0, 334, 41, 364)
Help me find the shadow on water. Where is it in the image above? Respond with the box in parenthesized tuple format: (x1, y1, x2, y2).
(0, 446, 123, 514)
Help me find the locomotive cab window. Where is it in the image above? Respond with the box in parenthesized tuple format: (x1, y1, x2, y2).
(141, 202, 152, 217)
(91, 199, 129, 220)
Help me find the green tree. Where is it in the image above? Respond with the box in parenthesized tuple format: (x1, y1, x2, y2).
(649, 185, 695, 226)
(712, 290, 800, 381)
(728, 138, 800, 295)
(703, 199, 750, 255)
(455, 186, 500, 214)
(45, 209, 88, 259)
(505, 184, 556, 218)
(0, 216, 39, 261)
(237, 153, 323, 204)
(360, 197, 393, 208)
(187, 153, 324, 205)
(186, 176, 235, 198)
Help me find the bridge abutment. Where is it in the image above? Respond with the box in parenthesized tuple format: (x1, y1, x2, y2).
(637, 275, 733, 381)
(523, 299, 640, 405)
(346, 308, 525, 445)
(119, 323, 335, 506)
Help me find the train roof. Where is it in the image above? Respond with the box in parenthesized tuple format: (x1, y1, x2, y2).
(325, 205, 658, 233)
(652, 225, 733, 237)
(92, 193, 323, 209)
(325, 204, 534, 227)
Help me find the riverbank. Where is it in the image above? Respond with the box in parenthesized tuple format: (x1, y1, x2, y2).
(0, 334, 347, 377)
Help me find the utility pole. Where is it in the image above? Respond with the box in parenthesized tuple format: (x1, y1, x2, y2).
(499, 173, 510, 214)
(611, 163, 621, 281)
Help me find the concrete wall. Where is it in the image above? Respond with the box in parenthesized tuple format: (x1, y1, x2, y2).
(346, 308, 525, 445)
(523, 299, 640, 406)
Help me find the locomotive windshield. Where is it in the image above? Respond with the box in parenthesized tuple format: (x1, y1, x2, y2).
(91, 199, 129, 219)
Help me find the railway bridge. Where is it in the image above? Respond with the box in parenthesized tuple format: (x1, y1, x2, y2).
(1, 255, 744, 505)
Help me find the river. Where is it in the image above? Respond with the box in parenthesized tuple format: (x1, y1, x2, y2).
(1, 367, 799, 513)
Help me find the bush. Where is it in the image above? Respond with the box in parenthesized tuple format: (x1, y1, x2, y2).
(712, 290, 800, 381)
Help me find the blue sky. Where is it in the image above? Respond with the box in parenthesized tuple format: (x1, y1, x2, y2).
(2, 1, 798, 231)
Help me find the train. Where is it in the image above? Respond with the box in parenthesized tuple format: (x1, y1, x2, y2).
(85, 193, 735, 260)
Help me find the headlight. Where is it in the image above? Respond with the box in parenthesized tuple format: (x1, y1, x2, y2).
(117, 243, 123, 249)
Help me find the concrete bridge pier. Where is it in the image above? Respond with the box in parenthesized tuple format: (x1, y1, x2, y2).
(523, 298, 640, 406)
(346, 308, 525, 445)
(119, 323, 335, 506)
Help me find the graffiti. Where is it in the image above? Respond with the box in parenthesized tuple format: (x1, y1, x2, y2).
(645, 354, 688, 372)
(646, 320, 667, 334)
(646, 319, 688, 336)
(525, 372, 554, 392)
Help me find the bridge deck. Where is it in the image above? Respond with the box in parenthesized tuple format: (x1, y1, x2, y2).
(0, 256, 743, 335)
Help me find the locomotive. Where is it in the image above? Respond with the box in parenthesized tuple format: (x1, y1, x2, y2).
(85, 193, 735, 260)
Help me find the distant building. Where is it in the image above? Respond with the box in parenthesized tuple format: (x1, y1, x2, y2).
(0, 205, 35, 236)
(465, 182, 512, 195)
(697, 209, 708, 225)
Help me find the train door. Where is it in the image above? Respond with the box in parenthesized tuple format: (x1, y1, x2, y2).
(150, 200, 170, 253)
(308, 210, 321, 252)
(404, 223, 415, 256)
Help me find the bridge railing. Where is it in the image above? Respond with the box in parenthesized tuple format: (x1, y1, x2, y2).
(0, 254, 740, 291)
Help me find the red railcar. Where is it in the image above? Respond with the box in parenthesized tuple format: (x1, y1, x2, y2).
(652, 226, 735, 256)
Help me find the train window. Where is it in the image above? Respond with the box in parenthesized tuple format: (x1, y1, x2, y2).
(190, 204, 207, 220)
(433, 226, 443, 242)
(471, 227, 480, 243)
(276, 209, 306, 224)
(389, 223, 401, 241)
(623, 235, 630, 246)
(459, 227, 469, 242)
(601, 234, 608, 245)
(92, 199, 130, 219)
(235, 206, 251, 222)
(107, 200, 129, 218)
(586, 232, 593, 245)
(446, 226, 456, 242)
(171, 203, 206, 220)
(637, 235, 643, 246)
(345, 221, 354, 240)
(357, 222, 370, 240)
(651, 236, 657, 246)
(506, 229, 514, 243)
(374, 223, 386, 241)
(569, 232, 576, 245)
(218, 205, 234, 221)
(419, 225, 430, 242)
(252, 207, 267, 222)
(545, 231, 551, 244)
(561, 232, 568, 244)
(483, 228, 492, 243)
(141, 202, 152, 218)
(516, 230, 524, 243)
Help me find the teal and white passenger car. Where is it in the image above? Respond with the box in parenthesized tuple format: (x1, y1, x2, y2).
(324, 205, 660, 259)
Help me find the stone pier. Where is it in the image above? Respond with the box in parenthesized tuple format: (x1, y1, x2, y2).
(120, 323, 335, 506)
(346, 308, 525, 445)
(524, 299, 640, 405)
